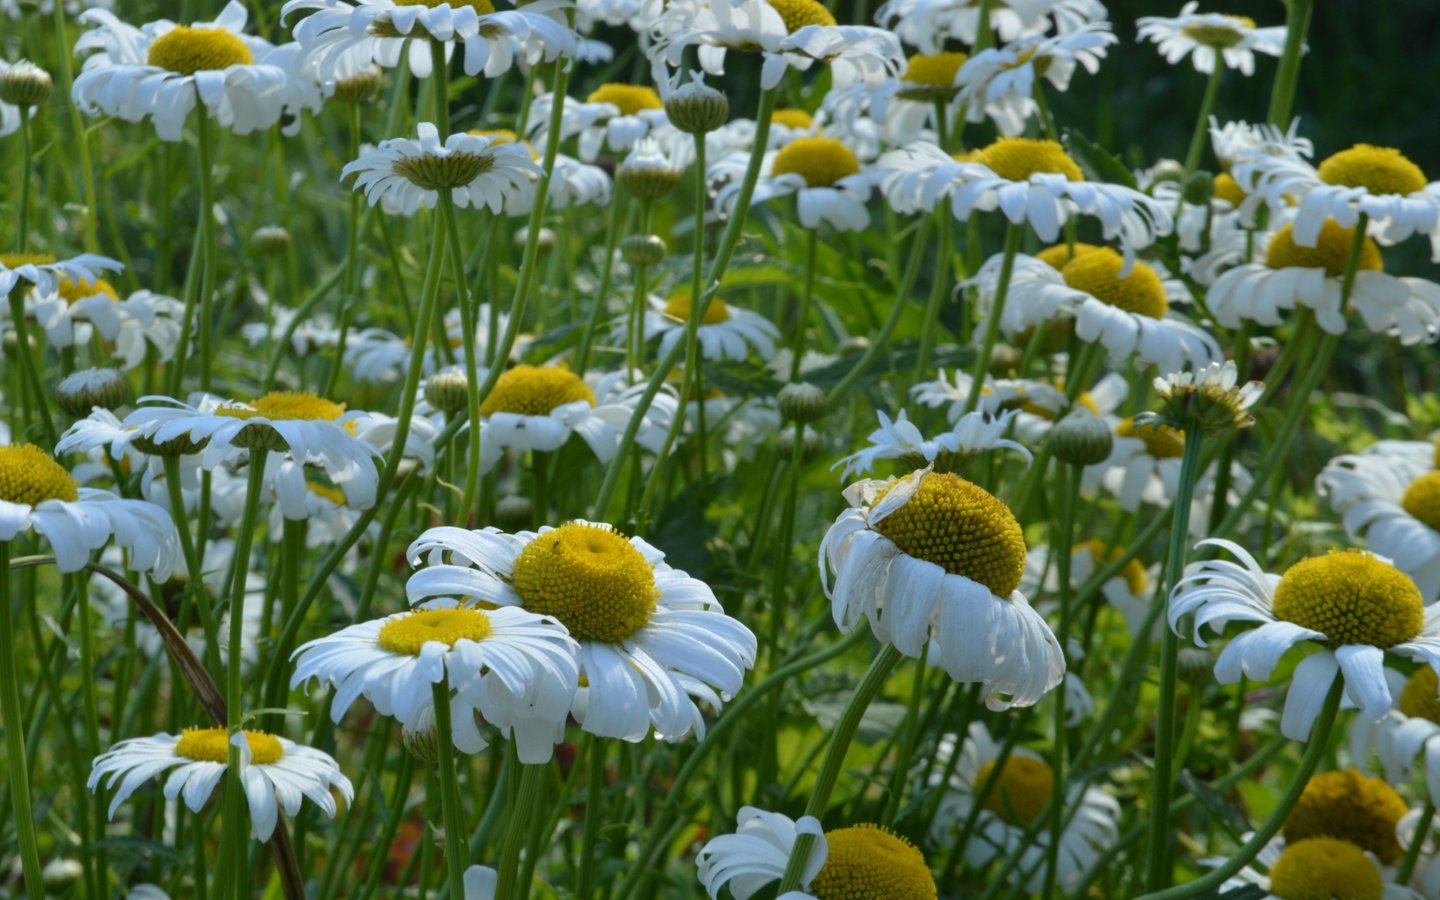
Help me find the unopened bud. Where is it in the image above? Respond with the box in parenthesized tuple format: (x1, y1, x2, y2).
(1178, 648, 1213, 685)
(0, 60, 52, 107)
(777, 382, 827, 424)
(252, 225, 291, 257)
(423, 370, 469, 415)
(401, 707, 452, 763)
(333, 66, 384, 104)
(664, 72, 729, 135)
(495, 494, 534, 532)
(1145, 159, 1185, 191)
(1182, 171, 1215, 206)
(1049, 408, 1113, 466)
(514, 226, 555, 257)
(56, 367, 128, 418)
(776, 425, 824, 462)
(42, 858, 84, 890)
(621, 234, 667, 267)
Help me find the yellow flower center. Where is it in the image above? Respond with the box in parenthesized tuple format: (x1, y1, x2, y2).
(1267, 838, 1383, 900)
(0, 444, 80, 505)
(1284, 769, 1408, 865)
(976, 756, 1054, 826)
(1061, 249, 1168, 319)
(1072, 539, 1147, 595)
(509, 522, 659, 643)
(977, 138, 1083, 183)
(902, 52, 967, 86)
(1398, 666, 1440, 723)
(771, 136, 862, 188)
(479, 365, 597, 417)
(809, 824, 936, 899)
(871, 472, 1026, 596)
(1264, 221, 1383, 279)
(1272, 550, 1423, 650)
(468, 128, 538, 160)
(1179, 15, 1255, 49)
(146, 26, 254, 75)
(377, 607, 494, 655)
(0, 252, 56, 267)
(585, 83, 663, 117)
(1035, 242, 1102, 271)
(1317, 144, 1428, 198)
(175, 727, 283, 765)
(215, 391, 347, 422)
(392, 0, 495, 11)
(1011, 377, 1099, 420)
(767, 0, 837, 32)
(1213, 172, 1246, 206)
(307, 482, 347, 506)
(771, 108, 814, 130)
(663, 296, 731, 325)
(1115, 416, 1185, 459)
(56, 277, 119, 305)
(1401, 470, 1440, 531)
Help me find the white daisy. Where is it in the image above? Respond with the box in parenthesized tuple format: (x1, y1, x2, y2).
(406, 520, 758, 742)
(820, 467, 1064, 709)
(291, 600, 579, 761)
(344, 306, 520, 384)
(1170, 539, 1440, 740)
(875, 0, 1107, 55)
(343, 122, 542, 216)
(19, 277, 184, 369)
(0, 251, 123, 298)
(711, 134, 875, 232)
(833, 409, 1031, 479)
(1351, 666, 1440, 808)
(1208, 117, 1312, 172)
(1213, 834, 1420, 900)
(88, 728, 352, 841)
(525, 85, 671, 162)
(955, 24, 1116, 137)
(72, 2, 289, 141)
(1136, 3, 1288, 76)
(1081, 414, 1249, 522)
(1070, 539, 1159, 639)
(624, 294, 779, 363)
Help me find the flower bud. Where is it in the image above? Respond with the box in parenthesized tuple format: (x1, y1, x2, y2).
(664, 72, 729, 135)
(1144, 159, 1185, 191)
(776, 425, 824, 462)
(42, 858, 84, 891)
(514, 226, 556, 257)
(401, 707, 453, 763)
(1182, 171, 1216, 206)
(495, 494, 534, 531)
(333, 66, 384, 104)
(56, 367, 128, 418)
(621, 234, 667, 268)
(0, 60, 52, 107)
(777, 382, 827, 424)
(1178, 648, 1213, 685)
(252, 225, 291, 257)
(617, 140, 683, 200)
(1049, 408, 1113, 466)
(424, 370, 470, 415)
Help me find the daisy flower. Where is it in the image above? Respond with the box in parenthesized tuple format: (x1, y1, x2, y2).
(344, 306, 522, 384)
(820, 467, 1064, 709)
(0, 442, 179, 575)
(0, 251, 122, 298)
(1136, 3, 1287, 76)
(88, 728, 351, 841)
(696, 806, 937, 899)
(822, 53, 966, 150)
(879, 138, 1172, 263)
(282, 0, 578, 82)
(291, 601, 579, 761)
(955, 24, 1117, 138)
(1216, 834, 1419, 900)
(875, 0, 1107, 55)
(1070, 539, 1159, 638)
(711, 134, 875, 232)
(525, 84, 671, 162)
(1351, 666, 1440, 807)
(1209, 117, 1312, 172)
(833, 409, 1031, 479)
(406, 520, 758, 742)
(623, 294, 779, 362)
(1081, 414, 1249, 520)
(1171, 540, 1440, 740)
(928, 721, 1120, 893)
(19, 277, 184, 369)
(343, 122, 542, 216)
(1318, 439, 1440, 601)
(72, 2, 289, 141)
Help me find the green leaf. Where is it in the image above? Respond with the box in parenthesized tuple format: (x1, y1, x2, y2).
(1063, 127, 1138, 189)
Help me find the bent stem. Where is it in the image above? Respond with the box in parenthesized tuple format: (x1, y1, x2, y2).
(964, 221, 1024, 414)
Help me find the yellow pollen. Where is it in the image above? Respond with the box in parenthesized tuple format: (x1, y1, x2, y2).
(1012, 377, 1099, 420)
(216, 391, 348, 422)
(392, 0, 495, 11)
(0, 444, 80, 505)
(1284, 769, 1408, 864)
(978, 138, 1083, 183)
(1213, 172, 1246, 206)
(1398, 666, 1440, 723)
(1034, 242, 1102, 271)
(509, 522, 659, 644)
(1180, 15, 1256, 49)
(977, 756, 1054, 826)
(1272, 549, 1423, 650)
(1264, 221, 1383, 279)
(307, 483, 347, 506)
(1318, 144, 1428, 197)
(771, 108, 814, 130)
(663, 296, 731, 325)
(1072, 539, 1147, 595)
(479, 365, 597, 417)
(1267, 838, 1383, 900)
(808, 824, 936, 900)
(771, 136, 862, 188)
(175, 727, 283, 765)
(377, 608, 494, 655)
(767, 0, 837, 32)
(1115, 416, 1185, 459)
(902, 52, 967, 86)
(871, 472, 1026, 596)
(56, 277, 120, 305)
(585, 83, 663, 117)
(146, 26, 254, 75)
(470, 128, 538, 160)
(1061, 249, 1168, 319)
(1402, 470, 1440, 531)
(0, 252, 56, 267)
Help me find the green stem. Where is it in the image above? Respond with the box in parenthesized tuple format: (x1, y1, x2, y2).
(1266, 0, 1315, 127)
(52, 2, 100, 251)
(575, 194, 628, 374)
(964, 222, 1024, 414)
(17, 112, 31, 251)
(439, 200, 486, 519)
(1042, 462, 1080, 899)
(1184, 65, 1225, 175)
(575, 736, 605, 897)
(1398, 799, 1435, 886)
(0, 542, 43, 900)
(790, 228, 820, 381)
(497, 763, 545, 900)
(914, 210, 954, 385)
(323, 102, 365, 397)
(7, 286, 59, 447)
(196, 112, 218, 392)
(430, 679, 470, 900)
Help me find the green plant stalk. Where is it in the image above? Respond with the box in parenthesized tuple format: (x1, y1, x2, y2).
(964, 222, 1025, 414)
(439, 200, 488, 519)
(626, 202, 654, 377)
(7, 286, 59, 447)
(51, 3, 100, 251)
(17, 113, 31, 251)
(790, 227, 821, 380)
(1183, 65, 1224, 176)
(496, 762, 545, 900)
(1266, 0, 1315, 127)
(575, 193, 629, 374)
(914, 209, 954, 385)
(1397, 799, 1435, 886)
(164, 454, 222, 676)
(775, 644, 904, 893)
(354, 752, 416, 900)
(1136, 679, 1345, 900)
(323, 101, 366, 397)
(575, 735, 605, 897)
(1142, 429, 1205, 892)
(0, 542, 44, 900)
(196, 112, 219, 392)
(430, 679, 471, 900)
(1041, 462, 1081, 899)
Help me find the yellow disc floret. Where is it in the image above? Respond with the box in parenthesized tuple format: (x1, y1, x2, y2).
(175, 727, 284, 765)
(1401, 471, 1440, 531)
(1115, 416, 1185, 459)
(767, 0, 837, 32)
(1073, 539, 1147, 595)
(1264, 221, 1383, 279)
(1267, 838, 1383, 900)
(1398, 666, 1440, 723)
(377, 608, 494, 655)
(1317, 144, 1428, 198)
(902, 52, 968, 86)
(771, 136, 862, 188)
(56, 278, 119, 304)
(1180, 15, 1255, 50)
(978, 138, 1083, 183)
(663, 296, 731, 325)
(1213, 172, 1246, 206)
(1035, 242, 1102, 270)
(479, 365, 597, 417)
(147, 26, 254, 75)
(1061, 249, 1169, 319)
(1271, 550, 1424, 649)
(871, 472, 1027, 596)
(0, 443, 80, 505)
(808, 824, 937, 900)
(586, 83, 663, 117)
(216, 391, 348, 422)
(0, 252, 56, 267)
(510, 522, 659, 643)
(1284, 769, 1408, 864)
(307, 483, 347, 506)
(392, 0, 495, 12)
(977, 756, 1054, 826)
(772, 108, 814, 130)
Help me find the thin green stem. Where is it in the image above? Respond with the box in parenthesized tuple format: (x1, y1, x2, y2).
(914, 210, 954, 385)
(790, 227, 820, 381)
(196, 112, 218, 392)
(575, 736, 605, 897)
(17, 112, 31, 251)
(0, 542, 44, 900)
(431, 678, 470, 900)
(1042, 462, 1080, 899)
(1398, 799, 1435, 886)
(964, 222, 1024, 413)
(1184, 65, 1225, 175)
(497, 763, 545, 900)
(1266, 0, 1315, 127)
(7, 287, 59, 447)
